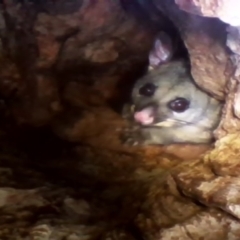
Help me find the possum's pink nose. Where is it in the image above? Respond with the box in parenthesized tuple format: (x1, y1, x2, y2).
(134, 107, 154, 125)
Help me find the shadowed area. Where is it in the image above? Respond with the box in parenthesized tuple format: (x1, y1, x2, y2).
(0, 0, 239, 239)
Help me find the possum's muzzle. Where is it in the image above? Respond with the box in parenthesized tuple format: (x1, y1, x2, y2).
(134, 106, 155, 125)
(153, 119, 181, 127)
(132, 103, 186, 128)
(131, 103, 166, 126)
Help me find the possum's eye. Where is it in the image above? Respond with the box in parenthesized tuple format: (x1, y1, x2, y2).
(139, 83, 157, 97)
(168, 97, 189, 113)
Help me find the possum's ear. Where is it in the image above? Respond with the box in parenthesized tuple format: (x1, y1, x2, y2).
(148, 32, 173, 71)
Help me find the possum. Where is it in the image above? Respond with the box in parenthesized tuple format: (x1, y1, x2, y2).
(121, 32, 222, 146)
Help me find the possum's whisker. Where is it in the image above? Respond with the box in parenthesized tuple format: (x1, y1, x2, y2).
(154, 118, 193, 126)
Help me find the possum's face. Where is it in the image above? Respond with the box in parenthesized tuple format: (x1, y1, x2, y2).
(131, 61, 211, 128)
(124, 31, 221, 146)
(130, 32, 220, 130)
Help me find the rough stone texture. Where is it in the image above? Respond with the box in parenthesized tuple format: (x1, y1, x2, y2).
(151, 0, 230, 101)
(172, 0, 240, 135)
(1, 133, 240, 239)
(0, 0, 157, 126)
(0, 0, 239, 239)
(176, 0, 240, 27)
(213, 27, 240, 142)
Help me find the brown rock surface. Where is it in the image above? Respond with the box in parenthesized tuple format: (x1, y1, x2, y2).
(151, 0, 230, 101)
(175, 0, 240, 26)
(170, 0, 240, 138)
(0, 0, 239, 239)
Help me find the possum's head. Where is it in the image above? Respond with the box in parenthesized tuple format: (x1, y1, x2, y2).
(131, 32, 220, 129)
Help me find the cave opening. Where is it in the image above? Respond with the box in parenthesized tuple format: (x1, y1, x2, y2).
(0, 0, 237, 239)
(0, 0, 191, 177)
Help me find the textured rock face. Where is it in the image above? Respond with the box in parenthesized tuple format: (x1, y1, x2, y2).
(152, 0, 230, 101)
(176, 0, 240, 27)
(0, 0, 240, 239)
(0, 0, 157, 126)
(173, 0, 240, 140)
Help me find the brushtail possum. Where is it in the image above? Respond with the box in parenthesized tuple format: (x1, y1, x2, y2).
(122, 32, 222, 146)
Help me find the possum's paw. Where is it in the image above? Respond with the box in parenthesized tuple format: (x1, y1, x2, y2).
(120, 126, 146, 146)
(121, 104, 135, 120)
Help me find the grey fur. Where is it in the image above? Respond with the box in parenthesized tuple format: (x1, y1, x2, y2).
(122, 61, 222, 145)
